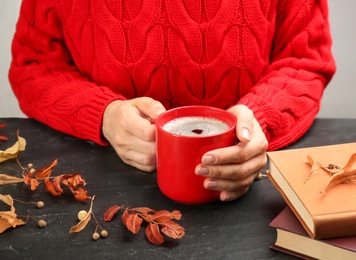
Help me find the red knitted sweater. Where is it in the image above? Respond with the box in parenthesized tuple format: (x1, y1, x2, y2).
(9, 0, 336, 150)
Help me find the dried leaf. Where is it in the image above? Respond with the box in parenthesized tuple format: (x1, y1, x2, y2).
(0, 211, 26, 233)
(0, 174, 24, 185)
(323, 168, 356, 192)
(0, 194, 14, 208)
(29, 178, 40, 191)
(70, 195, 95, 233)
(0, 194, 26, 233)
(0, 133, 26, 163)
(61, 173, 86, 188)
(103, 205, 121, 221)
(146, 223, 164, 245)
(44, 177, 62, 196)
(70, 187, 90, 202)
(0, 134, 8, 143)
(122, 208, 129, 224)
(151, 210, 182, 223)
(35, 159, 58, 179)
(131, 207, 156, 215)
(125, 213, 143, 234)
(160, 221, 185, 239)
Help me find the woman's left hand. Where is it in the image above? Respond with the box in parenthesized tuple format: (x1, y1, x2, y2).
(195, 105, 268, 201)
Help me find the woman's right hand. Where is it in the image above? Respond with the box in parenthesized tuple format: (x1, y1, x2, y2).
(102, 97, 166, 172)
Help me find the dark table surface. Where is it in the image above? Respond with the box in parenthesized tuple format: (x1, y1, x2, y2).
(0, 117, 356, 260)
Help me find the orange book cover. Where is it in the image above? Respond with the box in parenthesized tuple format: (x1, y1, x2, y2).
(267, 142, 356, 239)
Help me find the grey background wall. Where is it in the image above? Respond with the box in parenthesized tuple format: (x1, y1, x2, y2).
(1, 0, 355, 118)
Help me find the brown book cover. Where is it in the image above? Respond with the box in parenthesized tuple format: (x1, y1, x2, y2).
(267, 142, 356, 239)
(269, 207, 356, 260)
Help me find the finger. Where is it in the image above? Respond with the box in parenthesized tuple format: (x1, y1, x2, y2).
(121, 111, 157, 142)
(220, 187, 250, 201)
(196, 153, 267, 180)
(114, 145, 157, 172)
(228, 105, 254, 142)
(131, 97, 166, 120)
(203, 172, 258, 201)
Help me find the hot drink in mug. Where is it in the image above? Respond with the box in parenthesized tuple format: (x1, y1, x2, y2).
(155, 106, 237, 204)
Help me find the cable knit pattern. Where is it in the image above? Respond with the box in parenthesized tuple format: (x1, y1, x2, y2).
(9, 0, 336, 150)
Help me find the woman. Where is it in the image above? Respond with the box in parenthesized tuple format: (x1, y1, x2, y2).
(9, 0, 336, 201)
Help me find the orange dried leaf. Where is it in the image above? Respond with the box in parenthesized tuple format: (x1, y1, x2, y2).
(126, 213, 143, 234)
(29, 178, 40, 191)
(0, 211, 26, 233)
(70, 195, 95, 233)
(103, 205, 121, 222)
(23, 171, 34, 185)
(151, 210, 182, 223)
(52, 176, 64, 193)
(160, 221, 185, 239)
(44, 177, 62, 196)
(61, 173, 86, 188)
(35, 159, 58, 179)
(70, 187, 90, 202)
(0, 174, 24, 185)
(0, 194, 26, 233)
(146, 223, 164, 245)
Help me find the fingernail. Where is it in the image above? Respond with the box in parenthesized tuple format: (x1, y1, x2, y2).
(205, 181, 218, 190)
(221, 193, 231, 201)
(202, 155, 216, 164)
(196, 166, 209, 176)
(240, 127, 251, 141)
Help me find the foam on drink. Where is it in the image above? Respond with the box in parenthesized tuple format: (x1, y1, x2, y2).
(162, 116, 230, 136)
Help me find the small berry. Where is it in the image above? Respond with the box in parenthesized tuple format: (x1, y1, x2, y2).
(28, 163, 33, 168)
(29, 168, 36, 174)
(37, 201, 45, 208)
(38, 220, 47, 227)
(92, 232, 100, 240)
(77, 210, 88, 220)
(100, 230, 108, 238)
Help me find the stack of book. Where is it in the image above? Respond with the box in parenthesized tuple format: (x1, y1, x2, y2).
(267, 142, 356, 259)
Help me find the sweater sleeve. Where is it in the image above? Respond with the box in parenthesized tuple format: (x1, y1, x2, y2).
(8, 1, 123, 145)
(238, 0, 336, 151)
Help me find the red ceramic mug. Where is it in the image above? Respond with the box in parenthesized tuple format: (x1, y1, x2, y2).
(155, 106, 237, 204)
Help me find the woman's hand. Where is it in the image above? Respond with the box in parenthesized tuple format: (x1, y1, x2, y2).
(195, 105, 268, 201)
(102, 97, 166, 172)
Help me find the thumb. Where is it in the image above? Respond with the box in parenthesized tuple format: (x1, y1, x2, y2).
(132, 97, 166, 120)
(228, 105, 253, 142)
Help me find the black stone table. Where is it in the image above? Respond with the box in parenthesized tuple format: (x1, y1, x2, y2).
(0, 118, 355, 260)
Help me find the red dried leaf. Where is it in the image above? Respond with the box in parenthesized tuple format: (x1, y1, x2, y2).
(126, 213, 143, 234)
(122, 208, 129, 224)
(0, 134, 8, 143)
(44, 177, 62, 196)
(151, 210, 182, 223)
(131, 207, 156, 215)
(70, 187, 90, 202)
(160, 221, 185, 239)
(103, 205, 121, 221)
(61, 173, 86, 188)
(35, 159, 58, 179)
(29, 178, 40, 191)
(146, 223, 164, 245)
